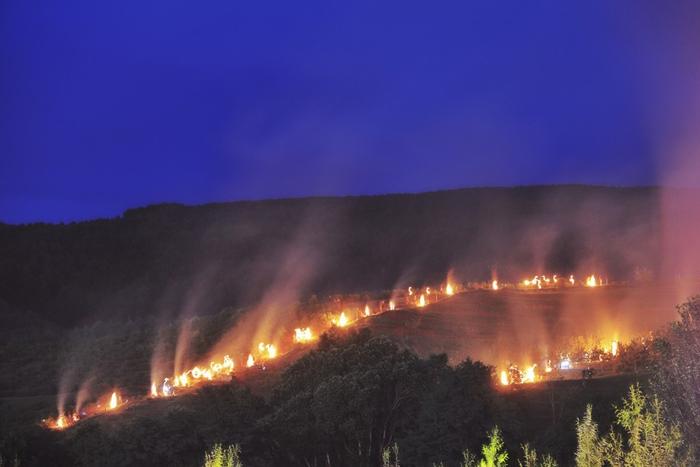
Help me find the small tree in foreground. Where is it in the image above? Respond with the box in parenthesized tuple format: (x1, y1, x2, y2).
(519, 443, 557, 467)
(603, 384, 690, 466)
(461, 449, 479, 467)
(575, 405, 603, 467)
(462, 427, 509, 467)
(203, 443, 242, 467)
(654, 297, 700, 451)
(575, 385, 693, 467)
(382, 443, 400, 467)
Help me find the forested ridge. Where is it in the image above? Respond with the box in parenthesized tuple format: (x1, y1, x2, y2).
(0, 186, 659, 326)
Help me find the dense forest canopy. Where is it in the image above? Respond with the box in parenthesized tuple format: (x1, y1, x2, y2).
(0, 186, 659, 326)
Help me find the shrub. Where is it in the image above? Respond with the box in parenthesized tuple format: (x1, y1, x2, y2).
(462, 427, 508, 467)
(203, 443, 242, 467)
(575, 385, 692, 467)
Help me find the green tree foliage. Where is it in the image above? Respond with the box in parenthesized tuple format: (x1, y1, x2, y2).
(203, 443, 242, 467)
(575, 405, 603, 467)
(0, 326, 672, 466)
(462, 434, 558, 467)
(381, 443, 400, 467)
(479, 427, 508, 467)
(457, 427, 509, 467)
(605, 384, 689, 466)
(263, 328, 426, 465)
(461, 449, 479, 467)
(653, 296, 700, 451)
(396, 355, 494, 465)
(519, 443, 557, 467)
(576, 385, 692, 467)
(262, 328, 495, 466)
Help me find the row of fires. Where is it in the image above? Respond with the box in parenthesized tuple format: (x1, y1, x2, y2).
(499, 339, 619, 386)
(43, 272, 610, 430)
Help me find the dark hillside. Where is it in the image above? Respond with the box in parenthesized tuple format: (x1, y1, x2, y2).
(0, 186, 660, 326)
(0, 328, 646, 467)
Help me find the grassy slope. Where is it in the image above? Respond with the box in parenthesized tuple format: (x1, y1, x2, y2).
(361, 285, 680, 364)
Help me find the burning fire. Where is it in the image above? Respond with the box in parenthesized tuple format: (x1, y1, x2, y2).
(175, 372, 189, 386)
(522, 276, 543, 289)
(46, 268, 627, 430)
(153, 353, 238, 396)
(44, 388, 126, 430)
(258, 342, 277, 359)
(294, 327, 314, 343)
(522, 365, 536, 383)
(332, 311, 350, 327)
(46, 412, 80, 430)
(499, 364, 539, 386)
(223, 355, 234, 372)
(56, 414, 67, 429)
(519, 273, 605, 289)
(497, 340, 627, 388)
(109, 391, 118, 410)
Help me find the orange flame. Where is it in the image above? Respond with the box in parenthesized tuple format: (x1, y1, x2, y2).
(56, 414, 66, 429)
(332, 311, 349, 327)
(246, 354, 255, 368)
(585, 275, 597, 287)
(522, 365, 536, 383)
(294, 327, 314, 343)
(109, 391, 118, 410)
(500, 370, 509, 386)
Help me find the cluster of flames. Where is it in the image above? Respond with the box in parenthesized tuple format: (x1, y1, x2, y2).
(519, 273, 606, 289)
(44, 271, 609, 429)
(150, 341, 285, 398)
(147, 271, 605, 398)
(498, 338, 619, 386)
(43, 391, 124, 430)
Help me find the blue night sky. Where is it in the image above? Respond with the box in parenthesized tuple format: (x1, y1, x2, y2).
(1, 1, 699, 223)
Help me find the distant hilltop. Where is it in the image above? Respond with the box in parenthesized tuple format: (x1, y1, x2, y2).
(0, 185, 662, 326)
